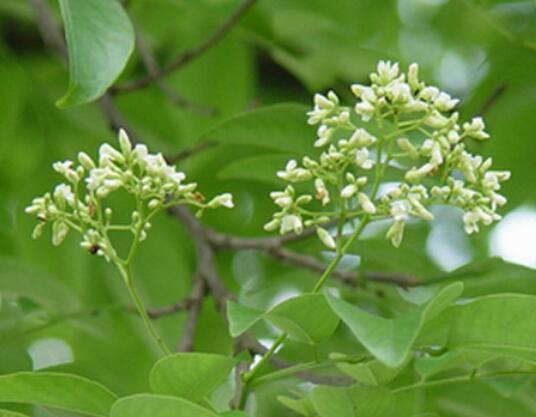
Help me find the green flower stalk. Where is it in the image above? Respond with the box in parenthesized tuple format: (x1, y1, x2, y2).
(26, 130, 234, 355)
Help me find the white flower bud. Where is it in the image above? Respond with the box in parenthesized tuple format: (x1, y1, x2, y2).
(434, 92, 459, 112)
(407, 63, 420, 90)
(386, 220, 405, 247)
(208, 193, 234, 209)
(78, 152, 95, 170)
(350, 128, 376, 147)
(341, 184, 357, 199)
(397, 138, 418, 159)
(52, 221, 69, 246)
(32, 223, 45, 240)
(317, 227, 336, 249)
(355, 149, 373, 170)
(355, 101, 375, 121)
(148, 199, 161, 210)
(358, 192, 376, 214)
(118, 129, 132, 155)
(264, 218, 281, 231)
(463, 117, 490, 140)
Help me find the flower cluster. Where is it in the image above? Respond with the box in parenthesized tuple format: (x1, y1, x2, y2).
(265, 60, 509, 248)
(26, 130, 233, 260)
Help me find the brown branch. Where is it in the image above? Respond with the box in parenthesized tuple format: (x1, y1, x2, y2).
(113, 0, 259, 93)
(166, 140, 218, 164)
(131, 19, 216, 116)
(177, 271, 206, 351)
(206, 228, 419, 287)
(145, 298, 192, 319)
(479, 83, 507, 116)
(30, 0, 66, 57)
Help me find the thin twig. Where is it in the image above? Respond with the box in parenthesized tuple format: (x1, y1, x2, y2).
(145, 298, 192, 319)
(177, 271, 206, 351)
(166, 140, 218, 164)
(113, 0, 259, 93)
(206, 228, 419, 287)
(130, 19, 217, 116)
(479, 83, 507, 116)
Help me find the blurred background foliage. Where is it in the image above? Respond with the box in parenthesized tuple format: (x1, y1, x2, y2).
(0, 0, 535, 416)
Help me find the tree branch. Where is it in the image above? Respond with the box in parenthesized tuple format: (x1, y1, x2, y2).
(130, 18, 217, 116)
(177, 271, 206, 351)
(113, 0, 259, 93)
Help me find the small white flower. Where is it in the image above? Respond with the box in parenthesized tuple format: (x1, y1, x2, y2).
(280, 214, 303, 234)
(53, 183, 75, 207)
(118, 129, 132, 155)
(208, 193, 234, 209)
(340, 184, 357, 199)
(355, 148, 374, 170)
(277, 160, 312, 182)
(390, 200, 411, 222)
(314, 178, 330, 206)
(358, 192, 376, 214)
(350, 128, 376, 147)
(434, 92, 459, 112)
(407, 63, 421, 91)
(52, 221, 69, 246)
(317, 227, 336, 249)
(463, 117, 489, 140)
(386, 220, 405, 247)
(355, 100, 376, 122)
(373, 60, 399, 85)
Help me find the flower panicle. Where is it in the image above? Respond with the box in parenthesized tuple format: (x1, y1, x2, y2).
(265, 60, 509, 249)
(25, 130, 234, 259)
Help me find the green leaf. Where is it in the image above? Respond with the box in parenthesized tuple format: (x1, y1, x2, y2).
(336, 358, 406, 386)
(221, 412, 253, 417)
(199, 104, 315, 154)
(310, 386, 354, 417)
(349, 386, 394, 417)
(0, 410, 31, 417)
(56, 0, 134, 107)
(266, 294, 339, 344)
(0, 372, 117, 417)
(326, 282, 464, 367)
(446, 294, 536, 363)
(226, 301, 264, 338)
(217, 154, 293, 185)
(428, 257, 536, 297)
(414, 350, 460, 378)
(149, 353, 236, 402)
(228, 294, 339, 345)
(110, 394, 219, 417)
(278, 396, 314, 417)
(0, 257, 77, 311)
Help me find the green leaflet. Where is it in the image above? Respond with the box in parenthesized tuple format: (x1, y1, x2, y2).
(326, 282, 464, 367)
(0, 372, 117, 417)
(227, 293, 339, 344)
(110, 394, 219, 417)
(149, 353, 236, 402)
(57, 0, 134, 107)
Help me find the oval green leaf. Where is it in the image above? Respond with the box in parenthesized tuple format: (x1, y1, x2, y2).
(0, 372, 117, 417)
(149, 353, 236, 402)
(199, 104, 315, 154)
(57, 0, 134, 107)
(326, 282, 463, 367)
(110, 394, 219, 417)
